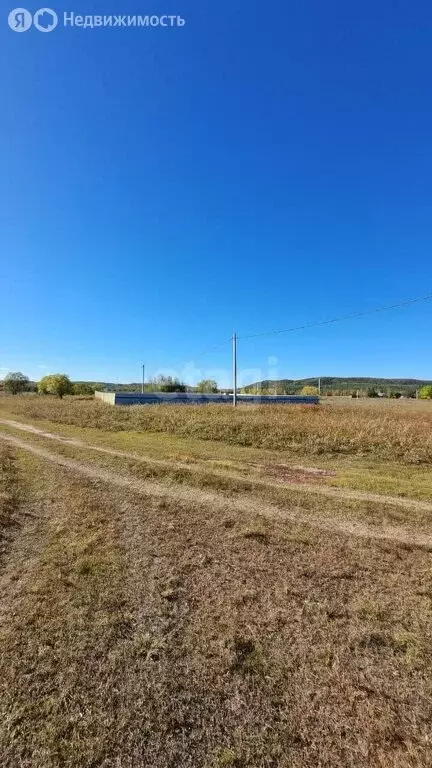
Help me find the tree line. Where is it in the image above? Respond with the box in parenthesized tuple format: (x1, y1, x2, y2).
(1, 372, 220, 398)
(3, 371, 432, 400)
(242, 379, 432, 399)
(2, 372, 80, 398)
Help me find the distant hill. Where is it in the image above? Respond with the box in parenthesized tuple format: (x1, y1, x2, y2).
(241, 377, 432, 397)
(66, 378, 432, 397)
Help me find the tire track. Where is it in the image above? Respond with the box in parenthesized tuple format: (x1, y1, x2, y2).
(1, 430, 432, 549)
(1, 417, 432, 515)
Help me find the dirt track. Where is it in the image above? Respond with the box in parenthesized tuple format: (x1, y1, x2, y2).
(1, 427, 432, 548)
(1, 417, 432, 513)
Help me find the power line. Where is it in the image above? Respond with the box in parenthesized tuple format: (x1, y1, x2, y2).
(238, 293, 432, 341)
(169, 337, 232, 372)
(146, 292, 432, 384)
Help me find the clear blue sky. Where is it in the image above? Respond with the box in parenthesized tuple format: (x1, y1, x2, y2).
(1, 0, 431, 387)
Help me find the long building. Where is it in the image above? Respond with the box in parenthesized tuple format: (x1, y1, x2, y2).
(95, 391, 320, 406)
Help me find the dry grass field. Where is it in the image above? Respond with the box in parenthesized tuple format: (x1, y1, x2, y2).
(0, 395, 431, 767)
(2, 395, 432, 461)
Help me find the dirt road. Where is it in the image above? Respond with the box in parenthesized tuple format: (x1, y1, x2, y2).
(1, 423, 432, 548)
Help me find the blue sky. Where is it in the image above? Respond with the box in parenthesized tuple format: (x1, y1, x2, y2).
(1, 0, 431, 387)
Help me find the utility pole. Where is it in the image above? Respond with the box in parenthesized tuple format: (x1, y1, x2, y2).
(232, 332, 237, 407)
(141, 364, 145, 394)
(318, 377, 321, 396)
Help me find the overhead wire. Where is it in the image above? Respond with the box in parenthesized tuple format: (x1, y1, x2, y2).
(238, 293, 432, 340)
(151, 293, 432, 375)
(170, 336, 232, 371)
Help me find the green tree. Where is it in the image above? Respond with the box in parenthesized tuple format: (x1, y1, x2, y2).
(149, 375, 186, 393)
(72, 382, 95, 396)
(196, 379, 218, 393)
(367, 388, 379, 398)
(38, 374, 72, 399)
(419, 385, 432, 400)
(301, 385, 319, 396)
(3, 372, 30, 395)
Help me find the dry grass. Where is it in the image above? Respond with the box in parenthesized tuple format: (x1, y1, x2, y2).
(1, 398, 432, 765)
(0, 456, 129, 766)
(0, 451, 431, 766)
(3, 410, 432, 503)
(5, 425, 432, 533)
(2, 396, 432, 464)
(0, 445, 23, 559)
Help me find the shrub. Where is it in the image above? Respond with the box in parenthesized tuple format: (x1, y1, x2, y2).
(419, 385, 432, 400)
(196, 379, 218, 393)
(301, 386, 319, 396)
(72, 382, 96, 396)
(148, 375, 186, 393)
